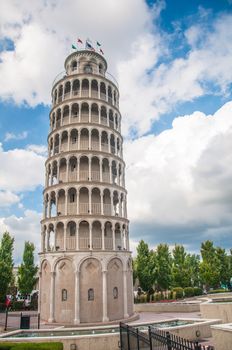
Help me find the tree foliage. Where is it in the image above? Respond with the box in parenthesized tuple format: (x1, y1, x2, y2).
(18, 242, 38, 296)
(135, 240, 156, 292)
(134, 239, 232, 292)
(199, 240, 220, 290)
(155, 243, 172, 291)
(0, 232, 14, 302)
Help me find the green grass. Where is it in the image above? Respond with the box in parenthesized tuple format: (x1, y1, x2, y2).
(0, 343, 63, 350)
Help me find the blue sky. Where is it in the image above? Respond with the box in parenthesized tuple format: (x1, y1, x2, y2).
(0, 0, 232, 262)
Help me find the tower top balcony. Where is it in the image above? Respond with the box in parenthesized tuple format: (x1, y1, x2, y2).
(65, 49, 108, 76)
(52, 49, 118, 90)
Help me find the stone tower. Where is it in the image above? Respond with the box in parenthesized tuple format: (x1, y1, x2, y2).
(39, 49, 134, 324)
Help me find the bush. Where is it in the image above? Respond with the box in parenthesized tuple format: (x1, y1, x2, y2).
(0, 343, 63, 350)
(172, 287, 184, 299)
(140, 294, 147, 303)
(0, 303, 6, 312)
(193, 287, 203, 296)
(208, 289, 229, 294)
(184, 287, 194, 297)
(10, 301, 24, 311)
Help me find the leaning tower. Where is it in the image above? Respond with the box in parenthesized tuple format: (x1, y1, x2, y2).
(39, 49, 134, 324)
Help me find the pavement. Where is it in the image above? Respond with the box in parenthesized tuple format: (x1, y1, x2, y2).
(0, 310, 215, 347)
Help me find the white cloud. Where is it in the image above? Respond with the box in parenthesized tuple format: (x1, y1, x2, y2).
(0, 143, 45, 192)
(0, 0, 152, 107)
(0, 191, 20, 207)
(125, 101, 232, 245)
(0, 210, 41, 264)
(1, 2, 232, 136)
(26, 144, 47, 156)
(4, 131, 28, 142)
(119, 13, 232, 135)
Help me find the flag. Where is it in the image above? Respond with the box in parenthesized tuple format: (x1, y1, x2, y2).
(72, 44, 77, 50)
(77, 38, 83, 44)
(100, 48, 104, 55)
(96, 41, 101, 46)
(86, 40, 94, 50)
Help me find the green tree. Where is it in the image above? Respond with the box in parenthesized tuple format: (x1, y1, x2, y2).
(0, 232, 14, 302)
(185, 253, 201, 287)
(172, 245, 191, 288)
(199, 240, 220, 290)
(132, 258, 138, 286)
(18, 242, 38, 296)
(155, 243, 172, 291)
(215, 247, 231, 287)
(135, 240, 155, 292)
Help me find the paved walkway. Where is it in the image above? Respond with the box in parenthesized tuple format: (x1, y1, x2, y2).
(131, 311, 201, 323)
(0, 310, 215, 347)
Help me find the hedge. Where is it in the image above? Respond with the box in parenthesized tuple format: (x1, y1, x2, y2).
(208, 289, 229, 294)
(193, 287, 203, 296)
(172, 287, 184, 299)
(184, 287, 194, 297)
(0, 343, 63, 350)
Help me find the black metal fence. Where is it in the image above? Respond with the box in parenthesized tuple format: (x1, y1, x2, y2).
(120, 323, 215, 350)
(0, 310, 40, 331)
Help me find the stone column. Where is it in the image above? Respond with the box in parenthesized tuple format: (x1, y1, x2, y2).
(46, 231, 50, 251)
(89, 157, 91, 181)
(100, 192, 104, 215)
(101, 224, 105, 250)
(112, 228, 115, 251)
(107, 108, 109, 127)
(38, 271, 42, 314)
(77, 158, 80, 181)
(89, 104, 91, 123)
(123, 269, 129, 318)
(89, 130, 91, 150)
(78, 131, 81, 150)
(89, 225, 92, 250)
(108, 135, 111, 153)
(68, 131, 71, 152)
(119, 196, 122, 217)
(102, 270, 109, 322)
(111, 192, 114, 216)
(100, 158, 103, 182)
(109, 162, 112, 184)
(64, 224, 67, 251)
(120, 228, 123, 249)
(48, 271, 56, 322)
(65, 190, 68, 215)
(66, 159, 69, 182)
(76, 189, 79, 215)
(74, 270, 80, 324)
(76, 225, 79, 250)
(99, 133, 102, 152)
(43, 199, 46, 219)
(89, 189, 92, 215)
(98, 107, 101, 124)
(48, 196, 51, 218)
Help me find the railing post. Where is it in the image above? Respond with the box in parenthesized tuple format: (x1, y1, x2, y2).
(194, 343, 201, 350)
(119, 322, 122, 350)
(166, 332, 172, 350)
(136, 328, 140, 350)
(38, 313, 40, 329)
(4, 308, 8, 331)
(148, 326, 153, 350)
(127, 325, 130, 350)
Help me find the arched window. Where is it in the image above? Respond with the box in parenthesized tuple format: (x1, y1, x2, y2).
(84, 64, 93, 74)
(88, 288, 94, 301)
(62, 289, 67, 301)
(113, 287, 118, 299)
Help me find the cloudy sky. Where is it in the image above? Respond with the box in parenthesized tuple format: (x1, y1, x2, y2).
(0, 0, 232, 262)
